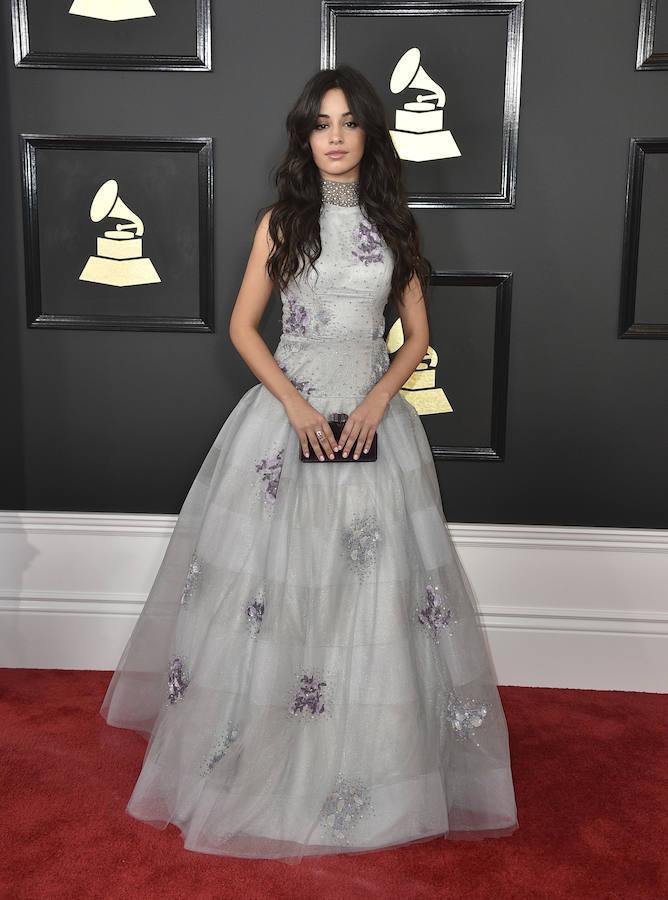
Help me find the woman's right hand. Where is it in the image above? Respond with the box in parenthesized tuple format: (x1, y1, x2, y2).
(283, 396, 339, 461)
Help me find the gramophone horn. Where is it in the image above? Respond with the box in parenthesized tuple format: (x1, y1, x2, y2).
(390, 48, 445, 108)
(89, 179, 144, 236)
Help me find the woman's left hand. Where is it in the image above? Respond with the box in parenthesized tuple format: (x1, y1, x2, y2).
(336, 389, 390, 459)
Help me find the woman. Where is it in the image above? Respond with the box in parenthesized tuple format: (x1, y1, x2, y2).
(100, 65, 519, 863)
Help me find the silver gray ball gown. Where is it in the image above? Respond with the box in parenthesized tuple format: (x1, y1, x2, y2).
(99, 177, 519, 862)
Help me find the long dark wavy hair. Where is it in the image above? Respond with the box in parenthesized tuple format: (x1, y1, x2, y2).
(259, 65, 432, 310)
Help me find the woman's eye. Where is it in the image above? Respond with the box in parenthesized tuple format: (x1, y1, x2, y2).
(316, 121, 358, 129)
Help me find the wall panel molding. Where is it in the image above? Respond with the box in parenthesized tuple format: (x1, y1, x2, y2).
(1, 511, 666, 692)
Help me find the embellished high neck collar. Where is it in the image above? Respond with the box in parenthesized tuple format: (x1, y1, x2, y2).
(320, 177, 360, 207)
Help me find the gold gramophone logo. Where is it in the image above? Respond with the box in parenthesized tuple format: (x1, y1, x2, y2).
(69, 0, 156, 20)
(388, 47, 461, 162)
(79, 179, 161, 287)
(386, 318, 452, 415)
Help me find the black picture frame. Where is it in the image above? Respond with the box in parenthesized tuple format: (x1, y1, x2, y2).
(321, 0, 525, 208)
(636, 0, 668, 70)
(619, 137, 668, 338)
(11, 0, 211, 71)
(387, 271, 513, 460)
(20, 134, 214, 332)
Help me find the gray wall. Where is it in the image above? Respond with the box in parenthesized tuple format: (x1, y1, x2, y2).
(1, 0, 666, 525)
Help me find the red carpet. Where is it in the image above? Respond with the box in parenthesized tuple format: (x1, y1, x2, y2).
(1, 669, 666, 899)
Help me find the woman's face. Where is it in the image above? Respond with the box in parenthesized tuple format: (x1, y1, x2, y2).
(309, 87, 365, 182)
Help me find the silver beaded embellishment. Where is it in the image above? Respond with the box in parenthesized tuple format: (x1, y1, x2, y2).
(319, 773, 374, 844)
(352, 220, 384, 265)
(255, 447, 285, 505)
(443, 690, 489, 747)
(341, 512, 381, 580)
(320, 177, 360, 207)
(180, 552, 203, 607)
(200, 721, 240, 776)
(167, 656, 190, 704)
(415, 581, 457, 643)
(311, 304, 332, 335)
(274, 335, 389, 398)
(245, 589, 265, 637)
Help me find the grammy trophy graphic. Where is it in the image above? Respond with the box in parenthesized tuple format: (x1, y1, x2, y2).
(79, 179, 160, 288)
(388, 47, 461, 163)
(386, 318, 452, 416)
(69, 0, 156, 20)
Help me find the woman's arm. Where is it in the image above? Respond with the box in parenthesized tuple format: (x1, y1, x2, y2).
(229, 210, 302, 408)
(229, 211, 339, 460)
(336, 273, 429, 459)
(370, 273, 430, 406)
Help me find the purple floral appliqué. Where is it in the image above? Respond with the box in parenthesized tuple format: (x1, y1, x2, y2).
(283, 288, 309, 334)
(255, 448, 285, 504)
(246, 590, 265, 637)
(290, 671, 327, 718)
(167, 656, 190, 704)
(416, 581, 455, 643)
(278, 362, 314, 398)
(352, 220, 384, 265)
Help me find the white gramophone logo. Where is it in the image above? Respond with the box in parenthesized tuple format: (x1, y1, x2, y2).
(388, 47, 461, 162)
(68, 0, 156, 21)
(79, 179, 161, 287)
(386, 318, 452, 416)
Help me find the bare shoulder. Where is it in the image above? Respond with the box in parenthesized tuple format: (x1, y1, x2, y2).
(257, 207, 273, 233)
(254, 206, 279, 251)
(256, 204, 287, 253)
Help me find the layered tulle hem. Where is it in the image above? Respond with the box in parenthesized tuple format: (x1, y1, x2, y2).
(128, 810, 520, 864)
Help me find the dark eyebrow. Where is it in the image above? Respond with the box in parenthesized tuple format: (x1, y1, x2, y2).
(317, 112, 352, 118)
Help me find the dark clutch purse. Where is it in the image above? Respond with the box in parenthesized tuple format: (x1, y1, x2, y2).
(299, 412, 377, 462)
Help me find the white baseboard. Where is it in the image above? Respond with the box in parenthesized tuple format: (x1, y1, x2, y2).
(1, 512, 666, 692)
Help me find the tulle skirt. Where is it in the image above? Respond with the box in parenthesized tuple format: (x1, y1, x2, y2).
(100, 381, 518, 862)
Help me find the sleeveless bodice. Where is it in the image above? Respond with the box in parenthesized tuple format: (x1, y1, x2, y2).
(273, 182, 393, 399)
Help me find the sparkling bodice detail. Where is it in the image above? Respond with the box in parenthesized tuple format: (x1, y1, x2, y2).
(273, 199, 393, 399)
(320, 177, 360, 207)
